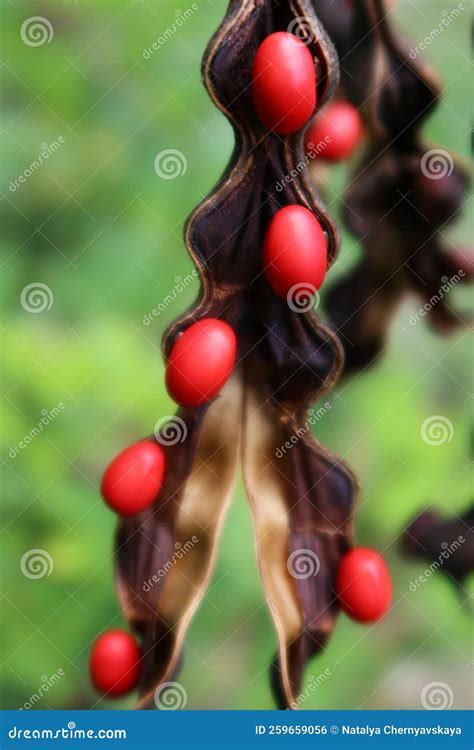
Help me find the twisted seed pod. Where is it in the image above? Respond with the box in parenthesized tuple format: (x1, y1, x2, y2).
(401, 504, 474, 590)
(115, 0, 357, 709)
(317, 0, 471, 371)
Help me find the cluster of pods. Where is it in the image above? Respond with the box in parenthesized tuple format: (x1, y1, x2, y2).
(90, 31, 391, 700)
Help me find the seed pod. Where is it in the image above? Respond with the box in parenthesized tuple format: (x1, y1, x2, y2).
(401, 505, 474, 592)
(114, 0, 357, 711)
(316, 0, 471, 372)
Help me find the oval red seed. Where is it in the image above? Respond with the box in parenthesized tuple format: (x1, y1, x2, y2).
(251, 32, 317, 134)
(165, 318, 237, 408)
(336, 547, 392, 623)
(263, 204, 327, 298)
(90, 629, 140, 697)
(101, 440, 165, 516)
(305, 101, 363, 161)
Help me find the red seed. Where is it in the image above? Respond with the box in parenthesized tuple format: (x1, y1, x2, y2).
(263, 205, 327, 298)
(166, 318, 237, 408)
(305, 101, 363, 162)
(101, 440, 165, 516)
(336, 547, 392, 623)
(251, 32, 316, 134)
(90, 629, 140, 697)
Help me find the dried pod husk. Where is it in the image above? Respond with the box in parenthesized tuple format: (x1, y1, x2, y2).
(315, 0, 471, 372)
(401, 504, 474, 593)
(115, 0, 358, 709)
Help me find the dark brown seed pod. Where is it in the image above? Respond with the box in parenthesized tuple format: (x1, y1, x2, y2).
(316, 0, 471, 372)
(401, 504, 474, 592)
(114, 0, 358, 709)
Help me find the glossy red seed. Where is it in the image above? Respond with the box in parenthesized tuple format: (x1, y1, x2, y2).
(251, 32, 317, 134)
(263, 205, 327, 298)
(101, 440, 165, 516)
(336, 547, 392, 623)
(166, 318, 237, 408)
(305, 101, 363, 162)
(90, 630, 140, 697)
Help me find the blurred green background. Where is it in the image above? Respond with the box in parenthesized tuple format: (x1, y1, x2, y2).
(1, 0, 471, 710)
